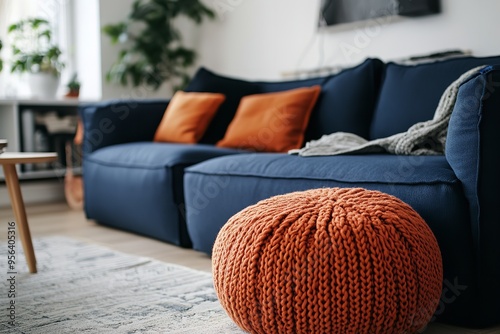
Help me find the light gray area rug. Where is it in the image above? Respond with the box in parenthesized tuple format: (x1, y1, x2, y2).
(0, 237, 245, 334)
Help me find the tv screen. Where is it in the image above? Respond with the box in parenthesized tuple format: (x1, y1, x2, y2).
(319, 0, 440, 26)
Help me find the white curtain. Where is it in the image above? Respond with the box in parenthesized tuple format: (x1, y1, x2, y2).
(0, 0, 73, 98)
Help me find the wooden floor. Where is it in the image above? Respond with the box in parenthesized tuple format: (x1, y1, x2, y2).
(0, 201, 498, 334)
(0, 201, 212, 272)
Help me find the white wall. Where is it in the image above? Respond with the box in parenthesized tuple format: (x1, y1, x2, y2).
(84, 0, 500, 97)
(73, 0, 102, 100)
(196, 0, 500, 80)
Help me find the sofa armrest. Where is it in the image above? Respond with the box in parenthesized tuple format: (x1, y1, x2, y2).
(446, 65, 500, 325)
(79, 99, 169, 154)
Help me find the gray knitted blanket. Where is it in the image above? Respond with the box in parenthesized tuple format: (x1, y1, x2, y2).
(290, 66, 485, 157)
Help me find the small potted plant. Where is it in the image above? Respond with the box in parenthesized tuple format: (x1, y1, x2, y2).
(8, 18, 65, 98)
(65, 73, 81, 98)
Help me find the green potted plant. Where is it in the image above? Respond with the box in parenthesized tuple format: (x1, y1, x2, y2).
(8, 18, 65, 98)
(102, 0, 215, 91)
(65, 73, 81, 98)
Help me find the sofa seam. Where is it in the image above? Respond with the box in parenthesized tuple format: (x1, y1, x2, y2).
(184, 170, 459, 185)
(84, 157, 200, 170)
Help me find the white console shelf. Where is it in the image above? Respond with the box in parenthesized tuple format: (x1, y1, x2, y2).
(0, 98, 84, 181)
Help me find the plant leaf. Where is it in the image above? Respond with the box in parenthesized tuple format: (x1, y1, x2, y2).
(31, 18, 49, 29)
(39, 30, 52, 41)
(8, 23, 20, 33)
(102, 23, 128, 44)
(104, 0, 214, 90)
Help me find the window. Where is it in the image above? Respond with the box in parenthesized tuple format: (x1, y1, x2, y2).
(0, 0, 73, 98)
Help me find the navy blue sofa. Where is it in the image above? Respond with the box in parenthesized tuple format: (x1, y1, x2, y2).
(80, 56, 500, 328)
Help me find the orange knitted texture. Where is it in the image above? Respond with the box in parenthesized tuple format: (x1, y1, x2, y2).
(212, 188, 443, 334)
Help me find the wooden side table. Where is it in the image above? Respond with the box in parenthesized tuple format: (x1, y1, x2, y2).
(1, 152, 58, 273)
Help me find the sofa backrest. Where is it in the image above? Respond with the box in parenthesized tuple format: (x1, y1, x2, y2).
(185, 68, 260, 145)
(370, 55, 500, 140)
(186, 56, 500, 147)
(185, 68, 328, 145)
(186, 58, 384, 145)
(304, 58, 384, 142)
(255, 58, 384, 142)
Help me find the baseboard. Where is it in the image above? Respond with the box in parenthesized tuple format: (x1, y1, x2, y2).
(0, 180, 66, 208)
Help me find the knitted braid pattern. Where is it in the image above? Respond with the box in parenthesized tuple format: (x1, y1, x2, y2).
(212, 188, 443, 334)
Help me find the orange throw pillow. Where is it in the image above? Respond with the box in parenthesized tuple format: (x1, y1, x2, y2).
(216, 86, 321, 152)
(154, 91, 226, 143)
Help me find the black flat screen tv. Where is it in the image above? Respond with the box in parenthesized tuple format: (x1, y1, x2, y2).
(319, 0, 440, 26)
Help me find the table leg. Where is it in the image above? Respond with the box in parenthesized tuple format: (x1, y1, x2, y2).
(2, 164, 37, 273)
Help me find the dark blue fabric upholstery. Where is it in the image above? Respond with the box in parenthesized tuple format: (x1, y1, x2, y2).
(185, 68, 331, 145)
(79, 99, 169, 154)
(83, 142, 242, 246)
(446, 65, 500, 326)
(186, 59, 384, 145)
(184, 68, 260, 144)
(184, 154, 477, 326)
(371, 56, 500, 139)
(304, 58, 384, 141)
(256, 59, 384, 141)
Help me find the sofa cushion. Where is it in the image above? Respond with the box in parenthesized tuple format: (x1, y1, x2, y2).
(187, 59, 384, 146)
(154, 91, 226, 144)
(371, 55, 500, 140)
(83, 142, 241, 246)
(187, 153, 457, 187)
(87, 142, 241, 168)
(257, 58, 384, 141)
(185, 68, 327, 145)
(216, 86, 321, 152)
(185, 153, 470, 254)
(79, 99, 170, 154)
(306, 58, 384, 141)
(185, 68, 260, 145)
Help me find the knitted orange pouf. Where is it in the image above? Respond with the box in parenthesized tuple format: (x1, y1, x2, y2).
(212, 188, 443, 334)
